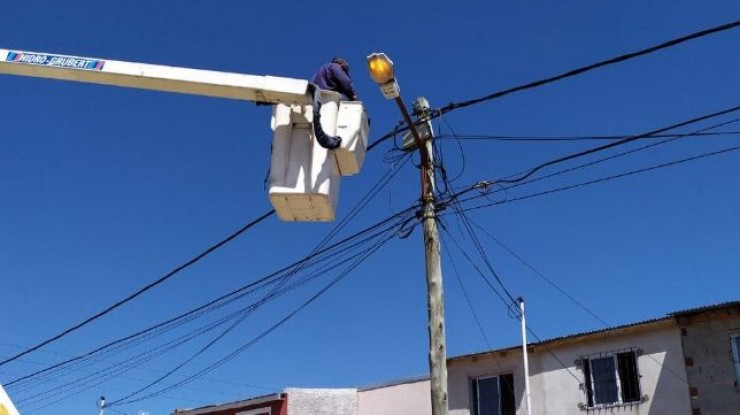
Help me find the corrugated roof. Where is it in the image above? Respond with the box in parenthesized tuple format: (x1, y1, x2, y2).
(449, 300, 738, 363)
(171, 393, 282, 415)
(449, 315, 672, 363)
(358, 375, 429, 392)
(669, 300, 739, 316)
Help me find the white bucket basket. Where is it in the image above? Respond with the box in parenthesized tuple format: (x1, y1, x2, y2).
(268, 91, 369, 222)
(335, 101, 369, 176)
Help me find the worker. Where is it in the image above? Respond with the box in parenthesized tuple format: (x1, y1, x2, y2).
(311, 57, 359, 101)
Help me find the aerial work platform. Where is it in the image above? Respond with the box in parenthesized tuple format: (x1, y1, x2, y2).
(0, 48, 369, 221)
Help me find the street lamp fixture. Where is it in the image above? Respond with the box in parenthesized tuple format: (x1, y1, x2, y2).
(367, 52, 400, 99)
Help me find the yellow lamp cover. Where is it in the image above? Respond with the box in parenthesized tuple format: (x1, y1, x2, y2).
(367, 53, 395, 85)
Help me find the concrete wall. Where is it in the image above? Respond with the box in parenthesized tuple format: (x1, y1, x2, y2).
(285, 388, 357, 415)
(448, 322, 691, 415)
(677, 305, 740, 415)
(358, 378, 431, 415)
(448, 349, 524, 415)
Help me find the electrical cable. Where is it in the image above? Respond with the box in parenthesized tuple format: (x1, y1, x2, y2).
(10, 163, 416, 410)
(467, 220, 610, 327)
(438, 20, 740, 115)
(101, 153, 414, 405)
(451, 116, 740, 208)
(441, 217, 587, 396)
(0, 342, 275, 393)
(436, 130, 740, 142)
(14, 216, 410, 410)
(7, 206, 413, 389)
(442, 228, 491, 349)
(7, 146, 413, 390)
(439, 229, 527, 415)
(444, 218, 691, 389)
(485, 106, 740, 186)
(111, 224, 401, 407)
(442, 104, 740, 206)
(0, 210, 276, 369)
(439, 226, 513, 312)
(452, 145, 740, 214)
(11, 210, 414, 394)
(368, 20, 740, 151)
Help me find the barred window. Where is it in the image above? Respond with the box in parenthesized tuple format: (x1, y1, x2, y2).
(582, 350, 641, 408)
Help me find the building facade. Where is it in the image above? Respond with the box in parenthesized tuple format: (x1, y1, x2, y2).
(171, 378, 431, 415)
(171, 302, 739, 415)
(448, 317, 692, 415)
(673, 302, 740, 415)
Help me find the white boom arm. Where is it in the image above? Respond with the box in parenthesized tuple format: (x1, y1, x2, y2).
(0, 383, 20, 415)
(0, 48, 370, 222)
(0, 48, 311, 105)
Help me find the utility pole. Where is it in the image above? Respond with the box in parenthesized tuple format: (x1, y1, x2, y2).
(518, 298, 533, 415)
(367, 54, 449, 415)
(415, 97, 448, 415)
(97, 396, 106, 415)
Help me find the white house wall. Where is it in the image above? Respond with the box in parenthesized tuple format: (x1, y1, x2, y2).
(448, 322, 692, 415)
(358, 378, 431, 415)
(285, 388, 357, 415)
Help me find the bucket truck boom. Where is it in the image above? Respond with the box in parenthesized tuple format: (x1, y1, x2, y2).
(0, 48, 369, 221)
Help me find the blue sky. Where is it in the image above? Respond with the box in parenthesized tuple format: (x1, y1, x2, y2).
(1, 1, 739, 414)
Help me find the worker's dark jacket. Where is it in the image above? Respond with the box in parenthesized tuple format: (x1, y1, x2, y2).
(311, 62, 357, 100)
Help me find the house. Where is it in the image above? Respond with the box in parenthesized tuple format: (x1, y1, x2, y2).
(448, 314, 691, 414)
(448, 301, 740, 415)
(171, 377, 431, 415)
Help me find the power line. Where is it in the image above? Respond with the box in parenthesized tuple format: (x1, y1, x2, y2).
(107, 218, 407, 406)
(0, 210, 275, 369)
(98, 155, 414, 405)
(7, 207, 413, 388)
(13, 213, 411, 410)
(111, 225, 401, 407)
(440, 219, 588, 394)
(438, 20, 740, 115)
(454, 144, 740, 213)
(451, 116, 740, 207)
(482, 105, 740, 186)
(6, 134, 412, 392)
(8, 164, 417, 407)
(443, 242, 491, 349)
(463, 221, 691, 390)
(436, 131, 740, 142)
(442, 105, 740, 206)
(8, 211, 413, 390)
(368, 20, 740, 151)
(466, 221, 610, 327)
(439, 225, 514, 313)
(0, 342, 275, 393)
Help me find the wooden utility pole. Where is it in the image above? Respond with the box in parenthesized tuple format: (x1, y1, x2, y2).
(417, 97, 448, 415)
(366, 53, 448, 415)
(395, 96, 448, 415)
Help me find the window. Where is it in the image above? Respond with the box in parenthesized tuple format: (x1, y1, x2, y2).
(732, 333, 740, 385)
(581, 350, 641, 408)
(471, 374, 515, 415)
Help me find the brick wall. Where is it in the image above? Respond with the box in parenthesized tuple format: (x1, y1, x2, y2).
(678, 305, 740, 415)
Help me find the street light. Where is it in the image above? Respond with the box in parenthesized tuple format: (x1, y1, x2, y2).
(366, 52, 449, 415)
(367, 53, 400, 99)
